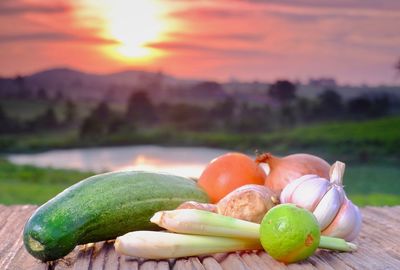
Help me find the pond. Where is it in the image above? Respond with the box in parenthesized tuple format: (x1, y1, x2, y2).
(7, 145, 231, 178)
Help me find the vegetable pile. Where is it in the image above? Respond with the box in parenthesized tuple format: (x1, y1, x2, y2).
(115, 206, 356, 263)
(23, 150, 362, 265)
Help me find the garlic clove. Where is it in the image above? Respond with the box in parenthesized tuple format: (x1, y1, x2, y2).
(345, 203, 362, 241)
(312, 186, 344, 230)
(280, 174, 317, 203)
(322, 199, 361, 241)
(290, 176, 329, 211)
(329, 161, 345, 186)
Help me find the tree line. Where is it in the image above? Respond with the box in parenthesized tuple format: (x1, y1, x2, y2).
(0, 80, 397, 136)
(78, 81, 396, 138)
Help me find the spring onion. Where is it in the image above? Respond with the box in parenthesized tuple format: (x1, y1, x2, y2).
(115, 231, 261, 259)
(150, 209, 260, 239)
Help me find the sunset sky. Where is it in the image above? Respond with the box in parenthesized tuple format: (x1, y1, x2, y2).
(1, 0, 400, 85)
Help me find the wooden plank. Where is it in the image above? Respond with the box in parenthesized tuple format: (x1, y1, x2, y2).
(362, 207, 400, 231)
(172, 259, 188, 270)
(140, 261, 159, 270)
(353, 223, 400, 268)
(0, 205, 14, 229)
(71, 246, 95, 270)
(155, 261, 171, 270)
(91, 242, 115, 270)
(189, 257, 207, 270)
(366, 206, 400, 224)
(172, 257, 206, 270)
(286, 261, 316, 270)
(220, 253, 251, 270)
(138, 260, 170, 270)
(304, 255, 335, 270)
(241, 252, 267, 270)
(0, 205, 46, 270)
(177, 257, 202, 270)
(359, 208, 400, 257)
(258, 252, 289, 269)
(242, 253, 270, 270)
(311, 250, 351, 270)
(210, 252, 229, 263)
(202, 257, 223, 270)
(0, 205, 25, 255)
(119, 256, 139, 270)
(361, 219, 400, 252)
(104, 242, 123, 270)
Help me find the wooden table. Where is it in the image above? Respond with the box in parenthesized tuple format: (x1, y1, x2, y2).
(1, 205, 400, 270)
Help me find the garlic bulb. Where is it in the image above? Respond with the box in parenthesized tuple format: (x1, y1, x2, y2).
(280, 161, 361, 241)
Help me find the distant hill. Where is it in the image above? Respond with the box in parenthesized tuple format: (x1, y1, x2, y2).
(1, 67, 188, 103)
(0, 67, 399, 106)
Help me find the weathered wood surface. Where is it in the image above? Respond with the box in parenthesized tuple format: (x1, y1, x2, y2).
(1, 205, 400, 270)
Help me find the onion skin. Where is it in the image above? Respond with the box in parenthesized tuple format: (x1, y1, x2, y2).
(257, 153, 330, 194)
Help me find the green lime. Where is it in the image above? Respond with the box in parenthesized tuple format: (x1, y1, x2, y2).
(259, 204, 320, 264)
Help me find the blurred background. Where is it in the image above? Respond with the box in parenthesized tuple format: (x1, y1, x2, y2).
(0, 0, 399, 206)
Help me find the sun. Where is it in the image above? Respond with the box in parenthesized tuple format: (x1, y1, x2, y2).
(83, 0, 168, 60)
(107, 1, 163, 58)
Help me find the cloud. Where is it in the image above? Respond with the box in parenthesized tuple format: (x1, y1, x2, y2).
(0, 32, 119, 44)
(0, 1, 71, 15)
(234, 0, 400, 10)
(168, 32, 265, 42)
(169, 0, 400, 14)
(145, 41, 270, 58)
(242, 1, 400, 18)
(167, 2, 400, 30)
(169, 8, 250, 19)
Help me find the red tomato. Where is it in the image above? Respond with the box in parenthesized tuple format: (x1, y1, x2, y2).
(198, 152, 267, 203)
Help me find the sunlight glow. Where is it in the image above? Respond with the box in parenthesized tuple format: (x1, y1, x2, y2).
(107, 1, 162, 58)
(118, 155, 206, 178)
(83, 0, 168, 60)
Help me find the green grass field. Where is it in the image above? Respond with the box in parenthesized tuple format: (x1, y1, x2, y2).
(261, 117, 400, 158)
(0, 159, 398, 206)
(0, 159, 93, 205)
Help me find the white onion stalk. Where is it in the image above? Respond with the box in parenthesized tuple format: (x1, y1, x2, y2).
(115, 231, 261, 259)
(150, 209, 260, 239)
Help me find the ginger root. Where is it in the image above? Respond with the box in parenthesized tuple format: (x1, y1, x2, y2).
(177, 184, 278, 223)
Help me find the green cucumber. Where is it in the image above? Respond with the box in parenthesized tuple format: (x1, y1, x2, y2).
(23, 171, 209, 261)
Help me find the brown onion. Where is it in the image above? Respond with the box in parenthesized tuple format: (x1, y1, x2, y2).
(256, 152, 330, 194)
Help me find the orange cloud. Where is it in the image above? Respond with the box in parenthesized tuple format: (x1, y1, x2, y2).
(0, 32, 119, 44)
(0, 1, 71, 15)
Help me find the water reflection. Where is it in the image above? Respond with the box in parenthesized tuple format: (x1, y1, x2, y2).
(7, 145, 231, 178)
